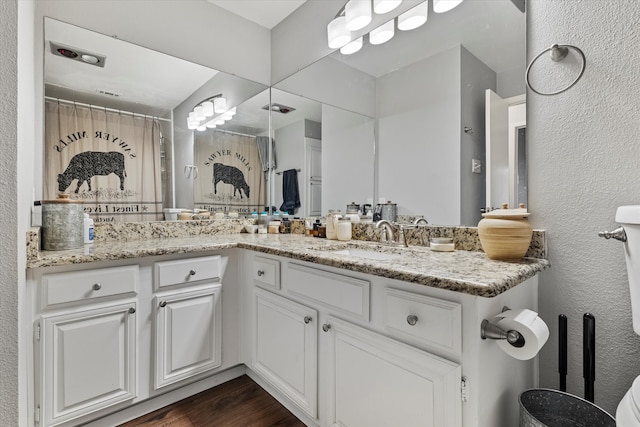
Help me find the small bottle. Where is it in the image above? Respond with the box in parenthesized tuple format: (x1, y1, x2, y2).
(83, 213, 94, 244)
(313, 219, 320, 237)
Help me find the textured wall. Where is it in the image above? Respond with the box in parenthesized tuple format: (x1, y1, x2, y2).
(0, 0, 20, 425)
(529, 0, 640, 414)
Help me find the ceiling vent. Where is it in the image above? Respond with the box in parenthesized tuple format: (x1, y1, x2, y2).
(262, 103, 296, 114)
(50, 41, 107, 68)
(96, 89, 121, 97)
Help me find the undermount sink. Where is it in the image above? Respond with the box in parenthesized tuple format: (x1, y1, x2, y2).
(329, 248, 401, 261)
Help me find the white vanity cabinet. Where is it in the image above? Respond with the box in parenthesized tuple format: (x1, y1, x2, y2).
(153, 256, 223, 389)
(28, 251, 240, 427)
(35, 265, 139, 427)
(243, 252, 540, 427)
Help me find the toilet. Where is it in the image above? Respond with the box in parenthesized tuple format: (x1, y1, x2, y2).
(613, 205, 640, 425)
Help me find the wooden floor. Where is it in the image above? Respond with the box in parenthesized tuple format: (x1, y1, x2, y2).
(118, 375, 306, 427)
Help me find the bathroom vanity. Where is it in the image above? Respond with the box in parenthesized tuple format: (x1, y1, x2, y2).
(25, 231, 548, 427)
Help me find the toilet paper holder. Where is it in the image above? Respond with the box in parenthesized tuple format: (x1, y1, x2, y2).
(481, 306, 526, 348)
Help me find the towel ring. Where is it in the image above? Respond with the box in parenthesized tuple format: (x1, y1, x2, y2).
(526, 44, 586, 96)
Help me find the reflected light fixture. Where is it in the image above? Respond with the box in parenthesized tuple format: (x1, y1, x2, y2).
(341, 37, 363, 55)
(433, 0, 463, 13)
(369, 20, 394, 45)
(345, 0, 372, 31)
(398, 2, 428, 30)
(187, 94, 237, 131)
(373, 0, 402, 14)
(327, 15, 351, 48)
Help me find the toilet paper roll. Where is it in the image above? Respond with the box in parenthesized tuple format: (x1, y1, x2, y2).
(495, 309, 549, 360)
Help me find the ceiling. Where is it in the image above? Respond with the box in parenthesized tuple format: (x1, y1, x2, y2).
(207, 0, 308, 29)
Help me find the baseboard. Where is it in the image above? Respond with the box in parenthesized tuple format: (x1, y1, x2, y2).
(82, 365, 247, 427)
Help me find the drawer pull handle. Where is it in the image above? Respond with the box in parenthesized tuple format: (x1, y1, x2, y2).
(128, 307, 136, 314)
(407, 315, 419, 326)
(257, 270, 265, 277)
(159, 301, 168, 308)
(189, 269, 196, 276)
(92, 283, 102, 291)
(304, 316, 312, 324)
(322, 323, 332, 332)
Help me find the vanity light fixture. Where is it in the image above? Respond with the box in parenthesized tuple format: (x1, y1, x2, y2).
(345, 0, 372, 31)
(369, 20, 395, 45)
(433, 0, 463, 13)
(398, 2, 428, 30)
(187, 94, 236, 131)
(373, 0, 402, 14)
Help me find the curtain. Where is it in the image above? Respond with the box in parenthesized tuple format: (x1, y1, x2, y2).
(194, 130, 265, 214)
(44, 101, 163, 222)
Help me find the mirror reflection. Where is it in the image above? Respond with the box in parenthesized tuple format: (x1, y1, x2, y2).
(43, 18, 269, 222)
(269, 88, 375, 217)
(274, 0, 526, 225)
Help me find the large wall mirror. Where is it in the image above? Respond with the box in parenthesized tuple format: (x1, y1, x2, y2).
(273, 0, 525, 226)
(43, 17, 269, 222)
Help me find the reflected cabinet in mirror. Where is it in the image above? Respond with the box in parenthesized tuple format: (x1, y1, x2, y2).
(43, 18, 268, 222)
(274, 0, 526, 226)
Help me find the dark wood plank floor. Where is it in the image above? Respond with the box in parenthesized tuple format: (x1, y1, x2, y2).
(119, 375, 306, 427)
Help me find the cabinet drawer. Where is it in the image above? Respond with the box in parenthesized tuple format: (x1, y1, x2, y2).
(155, 256, 221, 289)
(385, 288, 462, 355)
(253, 256, 281, 290)
(42, 265, 138, 308)
(287, 263, 370, 321)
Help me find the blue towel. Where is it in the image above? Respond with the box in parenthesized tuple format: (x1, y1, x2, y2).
(279, 169, 300, 215)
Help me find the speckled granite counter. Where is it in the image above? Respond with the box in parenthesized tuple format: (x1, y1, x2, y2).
(27, 233, 549, 298)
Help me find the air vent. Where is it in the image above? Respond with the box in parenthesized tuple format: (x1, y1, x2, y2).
(96, 89, 121, 97)
(50, 41, 107, 68)
(262, 103, 296, 114)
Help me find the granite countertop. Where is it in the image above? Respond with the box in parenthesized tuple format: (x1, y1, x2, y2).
(27, 233, 549, 298)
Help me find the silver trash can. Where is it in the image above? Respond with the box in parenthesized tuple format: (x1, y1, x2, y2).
(519, 389, 615, 427)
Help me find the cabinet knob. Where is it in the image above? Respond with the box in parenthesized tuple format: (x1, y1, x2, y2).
(407, 315, 419, 326)
(189, 269, 196, 276)
(128, 307, 136, 314)
(304, 316, 312, 324)
(322, 323, 332, 332)
(257, 270, 265, 277)
(92, 283, 101, 291)
(159, 301, 167, 308)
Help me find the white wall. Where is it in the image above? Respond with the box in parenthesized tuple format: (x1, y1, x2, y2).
(529, 0, 640, 414)
(322, 105, 375, 214)
(377, 47, 461, 224)
(460, 47, 496, 226)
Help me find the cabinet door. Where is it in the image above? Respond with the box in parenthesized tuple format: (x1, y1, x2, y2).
(154, 284, 222, 389)
(39, 301, 137, 427)
(308, 181, 322, 217)
(324, 317, 462, 427)
(253, 289, 318, 418)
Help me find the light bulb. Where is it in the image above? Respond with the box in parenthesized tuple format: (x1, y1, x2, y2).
(327, 16, 351, 48)
(341, 37, 363, 55)
(214, 97, 227, 113)
(369, 20, 394, 45)
(433, 0, 463, 13)
(398, 2, 428, 30)
(201, 101, 214, 117)
(345, 0, 372, 31)
(196, 125, 206, 131)
(373, 0, 402, 14)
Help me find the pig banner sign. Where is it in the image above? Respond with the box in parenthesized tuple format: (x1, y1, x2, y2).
(194, 131, 265, 215)
(45, 101, 163, 222)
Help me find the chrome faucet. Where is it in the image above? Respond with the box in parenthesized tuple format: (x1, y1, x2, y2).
(414, 218, 428, 225)
(375, 220, 395, 244)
